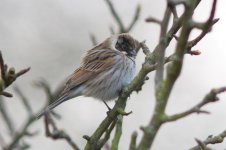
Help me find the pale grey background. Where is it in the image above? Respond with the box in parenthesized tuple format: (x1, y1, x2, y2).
(0, 0, 226, 149)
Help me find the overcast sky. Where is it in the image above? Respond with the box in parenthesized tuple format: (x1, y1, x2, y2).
(1, 0, 226, 149)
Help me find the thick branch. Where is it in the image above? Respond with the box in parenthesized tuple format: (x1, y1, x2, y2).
(137, 1, 202, 149)
(155, 7, 171, 90)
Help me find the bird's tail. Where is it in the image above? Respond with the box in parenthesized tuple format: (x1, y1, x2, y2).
(36, 95, 69, 119)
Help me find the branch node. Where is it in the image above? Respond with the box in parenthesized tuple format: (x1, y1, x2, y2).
(116, 108, 132, 116)
(83, 135, 91, 141)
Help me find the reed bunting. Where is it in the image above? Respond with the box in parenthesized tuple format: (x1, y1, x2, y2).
(37, 33, 140, 118)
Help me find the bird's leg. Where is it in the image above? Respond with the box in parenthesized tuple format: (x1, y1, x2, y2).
(103, 101, 112, 115)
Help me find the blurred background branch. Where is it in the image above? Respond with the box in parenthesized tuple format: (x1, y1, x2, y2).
(90, 0, 141, 46)
(0, 0, 225, 150)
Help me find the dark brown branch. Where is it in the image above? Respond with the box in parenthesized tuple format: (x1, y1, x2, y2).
(145, 17, 161, 25)
(44, 114, 80, 150)
(15, 67, 30, 78)
(0, 51, 6, 81)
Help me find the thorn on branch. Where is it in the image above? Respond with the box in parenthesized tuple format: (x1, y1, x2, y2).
(116, 108, 132, 116)
(135, 76, 149, 93)
(1, 91, 13, 97)
(83, 135, 91, 141)
(173, 34, 179, 41)
(187, 50, 201, 56)
(15, 67, 30, 78)
(145, 17, 161, 25)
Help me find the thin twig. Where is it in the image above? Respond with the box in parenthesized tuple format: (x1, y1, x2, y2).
(145, 17, 161, 25)
(105, 0, 125, 32)
(187, 18, 219, 51)
(0, 51, 6, 81)
(4, 116, 36, 150)
(0, 99, 16, 136)
(44, 114, 80, 150)
(164, 87, 226, 122)
(190, 129, 226, 150)
(14, 86, 33, 115)
(15, 67, 30, 78)
(89, 33, 98, 46)
(129, 132, 137, 150)
(127, 4, 141, 32)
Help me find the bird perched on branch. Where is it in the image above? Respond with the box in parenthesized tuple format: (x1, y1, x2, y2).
(37, 33, 140, 118)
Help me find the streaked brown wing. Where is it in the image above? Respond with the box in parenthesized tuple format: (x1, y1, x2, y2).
(60, 49, 117, 96)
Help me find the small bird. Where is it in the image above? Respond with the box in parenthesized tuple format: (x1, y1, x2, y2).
(37, 33, 140, 118)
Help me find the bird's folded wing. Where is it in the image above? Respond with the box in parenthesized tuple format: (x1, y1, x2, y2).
(59, 49, 118, 96)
